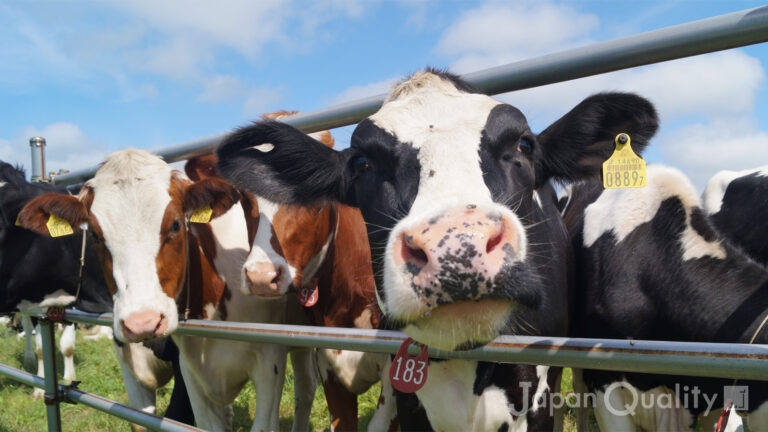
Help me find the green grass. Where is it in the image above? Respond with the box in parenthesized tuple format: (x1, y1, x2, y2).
(0, 326, 596, 431)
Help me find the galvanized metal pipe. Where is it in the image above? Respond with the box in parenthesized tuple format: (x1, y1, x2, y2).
(29, 136, 46, 183)
(39, 319, 62, 432)
(62, 310, 768, 381)
(0, 362, 202, 432)
(53, 6, 768, 186)
(62, 387, 204, 432)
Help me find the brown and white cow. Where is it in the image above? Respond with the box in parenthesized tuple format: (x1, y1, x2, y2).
(189, 112, 396, 431)
(19, 148, 316, 431)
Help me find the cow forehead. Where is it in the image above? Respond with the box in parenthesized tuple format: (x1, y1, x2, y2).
(369, 75, 502, 213)
(86, 149, 175, 247)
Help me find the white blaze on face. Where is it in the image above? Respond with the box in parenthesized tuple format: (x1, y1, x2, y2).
(242, 197, 296, 295)
(86, 149, 180, 339)
(369, 72, 526, 321)
(584, 165, 726, 261)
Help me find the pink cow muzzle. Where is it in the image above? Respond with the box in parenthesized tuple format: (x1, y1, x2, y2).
(392, 206, 525, 308)
(121, 311, 168, 342)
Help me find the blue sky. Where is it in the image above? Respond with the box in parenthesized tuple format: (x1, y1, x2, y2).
(1, 0, 766, 188)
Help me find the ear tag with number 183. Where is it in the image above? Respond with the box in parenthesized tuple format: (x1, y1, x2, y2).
(390, 338, 429, 393)
(602, 133, 647, 189)
(46, 214, 74, 237)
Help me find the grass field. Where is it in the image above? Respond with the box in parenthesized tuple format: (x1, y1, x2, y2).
(0, 325, 595, 431)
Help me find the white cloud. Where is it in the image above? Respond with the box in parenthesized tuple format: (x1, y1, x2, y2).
(437, 1, 599, 74)
(331, 76, 399, 105)
(0, 122, 110, 179)
(243, 87, 285, 118)
(499, 50, 765, 128)
(198, 75, 245, 102)
(657, 119, 768, 190)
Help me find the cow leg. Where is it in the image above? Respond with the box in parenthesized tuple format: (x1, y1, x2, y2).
(367, 356, 398, 432)
(317, 350, 358, 431)
(551, 367, 564, 432)
(250, 346, 287, 432)
(594, 388, 636, 432)
(60, 323, 76, 382)
(21, 315, 36, 372)
(290, 348, 317, 432)
(114, 343, 157, 432)
(179, 354, 234, 431)
(33, 323, 45, 399)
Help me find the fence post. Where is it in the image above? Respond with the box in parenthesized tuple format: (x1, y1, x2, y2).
(29, 136, 46, 183)
(39, 318, 62, 432)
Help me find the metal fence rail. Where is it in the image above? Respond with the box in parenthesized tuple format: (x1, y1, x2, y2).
(62, 309, 768, 381)
(53, 5, 768, 185)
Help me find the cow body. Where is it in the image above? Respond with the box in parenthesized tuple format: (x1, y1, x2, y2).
(703, 165, 768, 266)
(20, 149, 314, 431)
(563, 165, 768, 431)
(216, 69, 658, 430)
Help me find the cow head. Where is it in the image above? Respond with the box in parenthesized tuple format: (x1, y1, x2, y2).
(217, 69, 658, 350)
(19, 149, 239, 342)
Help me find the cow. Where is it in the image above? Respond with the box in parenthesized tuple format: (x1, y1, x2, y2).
(703, 165, 768, 267)
(20, 148, 316, 431)
(0, 161, 193, 428)
(188, 146, 396, 431)
(215, 68, 659, 431)
(562, 164, 768, 431)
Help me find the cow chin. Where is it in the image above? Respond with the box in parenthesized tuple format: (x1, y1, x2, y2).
(401, 299, 513, 351)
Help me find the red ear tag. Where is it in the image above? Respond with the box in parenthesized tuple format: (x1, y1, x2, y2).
(298, 279, 318, 307)
(390, 337, 429, 393)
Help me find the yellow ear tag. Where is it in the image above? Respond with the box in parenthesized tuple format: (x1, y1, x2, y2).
(14, 216, 21, 227)
(46, 214, 74, 237)
(602, 133, 647, 189)
(189, 205, 213, 224)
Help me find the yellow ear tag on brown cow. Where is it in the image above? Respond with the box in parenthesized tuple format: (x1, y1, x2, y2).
(189, 205, 213, 224)
(14, 216, 21, 227)
(46, 214, 74, 237)
(602, 133, 647, 189)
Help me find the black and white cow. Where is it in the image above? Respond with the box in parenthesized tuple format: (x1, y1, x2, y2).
(563, 165, 768, 431)
(216, 69, 658, 431)
(0, 162, 192, 427)
(703, 166, 768, 267)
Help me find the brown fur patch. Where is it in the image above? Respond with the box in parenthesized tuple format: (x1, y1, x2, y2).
(18, 193, 89, 236)
(184, 154, 218, 181)
(183, 177, 241, 219)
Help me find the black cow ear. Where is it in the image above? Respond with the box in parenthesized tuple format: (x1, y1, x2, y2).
(216, 120, 353, 206)
(535, 92, 658, 187)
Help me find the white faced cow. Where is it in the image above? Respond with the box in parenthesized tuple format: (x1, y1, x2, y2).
(562, 164, 768, 431)
(20, 149, 316, 431)
(216, 69, 659, 431)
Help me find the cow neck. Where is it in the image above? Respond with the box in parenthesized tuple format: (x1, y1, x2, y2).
(311, 205, 381, 330)
(178, 223, 227, 320)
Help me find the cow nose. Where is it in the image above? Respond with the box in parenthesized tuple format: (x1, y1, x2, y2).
(394, 206, 523, 303)
(121, 311, 167, 342)
(244, 262, 285, 297)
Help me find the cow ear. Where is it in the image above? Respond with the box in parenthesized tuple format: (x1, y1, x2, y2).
(18, 192, 89, 236)
(216, 120, 351, 206)
(535, 92, 658, 187)
(183, 177, 241, 220)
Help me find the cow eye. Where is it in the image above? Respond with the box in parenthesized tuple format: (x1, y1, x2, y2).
(351, 156, 370, 175)
(90, 230, 100, 243)
(171, 220, 181, 233)
(517, 137, 533, 154)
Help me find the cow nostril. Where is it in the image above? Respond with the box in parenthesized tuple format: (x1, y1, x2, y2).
(486, 229, 504, 253)
(401, 236, 428, 268)
(271, 267, 282, 285)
